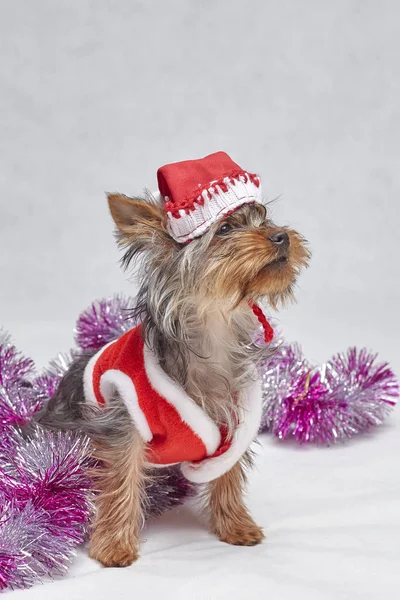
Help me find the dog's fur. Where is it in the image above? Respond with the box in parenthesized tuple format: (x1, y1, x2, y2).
(39, 191, 309, 567)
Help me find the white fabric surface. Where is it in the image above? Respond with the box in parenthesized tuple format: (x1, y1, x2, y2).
(1, 0, 399, 598)
(10, 417, 400, 600)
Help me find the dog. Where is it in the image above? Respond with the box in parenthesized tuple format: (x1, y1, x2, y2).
(39, 151, 309, 567)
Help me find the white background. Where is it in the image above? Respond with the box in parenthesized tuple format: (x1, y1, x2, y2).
(1, 1, 399, 599)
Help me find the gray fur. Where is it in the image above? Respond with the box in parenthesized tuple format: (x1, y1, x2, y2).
(37, 352, 133, 447)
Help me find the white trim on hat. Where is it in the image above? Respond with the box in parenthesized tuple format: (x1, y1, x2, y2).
(166, 175, 263, 243)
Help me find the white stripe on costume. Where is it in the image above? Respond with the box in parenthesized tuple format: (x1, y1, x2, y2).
(143, 343, 221, 456)
(83, 340, 115, 406)
(100, 369, 153, 442)
(181, 376, 263, 483)
(82, 341, 153, 443)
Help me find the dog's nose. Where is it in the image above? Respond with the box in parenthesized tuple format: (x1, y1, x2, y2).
(268, 231, 290, 248)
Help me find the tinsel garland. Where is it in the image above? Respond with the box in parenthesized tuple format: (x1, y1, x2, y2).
(259, 340, 398, 444)
(0, 296, 398, 590)
(75, 295, 138, 352)
(0, 429, 93, 590)
(0, 328, 194, 591)
(0, 333, 93, 590)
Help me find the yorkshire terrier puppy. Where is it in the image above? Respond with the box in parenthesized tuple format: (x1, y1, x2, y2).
(39, 152, 309, 568)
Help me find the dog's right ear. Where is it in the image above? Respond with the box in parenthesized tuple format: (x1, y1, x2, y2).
(107, 193, 166, 241)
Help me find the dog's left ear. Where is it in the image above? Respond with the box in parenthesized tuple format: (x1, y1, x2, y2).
(107, 193, 165, 239)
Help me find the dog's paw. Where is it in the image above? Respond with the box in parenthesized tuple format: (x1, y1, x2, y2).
(218, 523, 265, 546)
(89, 543, 139, 568)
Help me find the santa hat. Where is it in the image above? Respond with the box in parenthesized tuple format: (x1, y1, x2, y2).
(157, 151, 263, 243)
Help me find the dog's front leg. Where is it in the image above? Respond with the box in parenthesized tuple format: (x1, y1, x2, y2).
(89, 430, 146, 567)
(207, 451, 265, 546)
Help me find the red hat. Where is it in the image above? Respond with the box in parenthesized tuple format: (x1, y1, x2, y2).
(157, 151, 262, 243)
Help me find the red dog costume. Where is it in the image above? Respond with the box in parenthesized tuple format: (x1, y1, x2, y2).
(83, 325, 263, 483)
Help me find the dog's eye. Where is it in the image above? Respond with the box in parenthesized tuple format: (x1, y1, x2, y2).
(216, 222, 233, 236)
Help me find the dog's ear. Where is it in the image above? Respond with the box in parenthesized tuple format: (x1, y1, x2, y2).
(107, 193, 165, 239)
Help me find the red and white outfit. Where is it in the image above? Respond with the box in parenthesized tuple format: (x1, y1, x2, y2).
(84, 152, 270, 483)
(83, 325, 263, 483)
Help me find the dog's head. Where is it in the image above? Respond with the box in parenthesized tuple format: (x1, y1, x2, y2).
(107, 193, 310, 313)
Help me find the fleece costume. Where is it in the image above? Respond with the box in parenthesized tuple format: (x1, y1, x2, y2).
(83, 325, 263, 484)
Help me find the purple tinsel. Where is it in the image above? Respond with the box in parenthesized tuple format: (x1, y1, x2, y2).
(260, 343, 398, 444)
(0, 332, 39, 431)
(33, 352, 76, 401)
(0, 331, 194, 591)
(0, 332, 94, 590)
(75, 295, 138, 352)
(0, 502, 78, 590)
(0, 427, 94, 591)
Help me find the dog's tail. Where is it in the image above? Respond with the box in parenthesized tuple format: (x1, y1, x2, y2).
(35, 353, 93, 432)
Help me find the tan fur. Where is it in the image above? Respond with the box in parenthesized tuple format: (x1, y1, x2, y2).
(207, 452, 265, 546)
(179, 303, 258, 440)
(89, 431, 147, 567)
(107, 193, 165, 234)
(203, 226, 309, 310)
